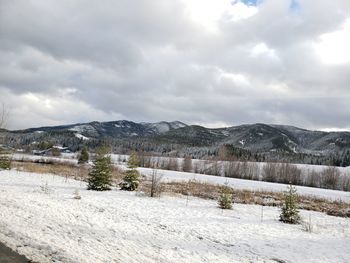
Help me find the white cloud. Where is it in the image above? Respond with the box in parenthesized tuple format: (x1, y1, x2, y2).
(3, 91, 124, 129)
(250, 43, 279, 60)
(181, 0, 257, 32)
(314, 18, 350, 65)
(0, 0, 350, 131)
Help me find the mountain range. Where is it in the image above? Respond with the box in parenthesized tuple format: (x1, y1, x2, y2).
(3, 120, 350, 165)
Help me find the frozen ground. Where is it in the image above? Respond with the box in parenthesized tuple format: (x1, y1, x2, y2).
(137, 167, 350, 202)
(0, 170, 349, 263)
(9, 153, 350, 201)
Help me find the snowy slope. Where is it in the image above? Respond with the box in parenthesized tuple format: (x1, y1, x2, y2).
(0, 171, 349, 263)
(137, 167, 350, 202)
(10, 153, 350, 201)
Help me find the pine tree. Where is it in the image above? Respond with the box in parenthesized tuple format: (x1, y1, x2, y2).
(120, 152, 140, 191)
(280, 183, 301, 224)
(78, 147, 89, 164)
(218, 183, 233, 209)
(0, 155, 11, 170)
(87, 147, 112, 191)
(0, 145, 10, 170)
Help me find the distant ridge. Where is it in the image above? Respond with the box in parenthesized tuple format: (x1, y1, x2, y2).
(3, 120, 350, 165)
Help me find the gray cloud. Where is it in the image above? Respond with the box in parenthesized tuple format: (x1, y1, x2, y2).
(0, 0, 350, 130)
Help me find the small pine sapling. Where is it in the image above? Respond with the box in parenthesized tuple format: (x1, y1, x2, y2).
(78, 148, 89, 164)
(280, 183, 301, 224)
(87, 146, 112, 191)
(218, 183, 233, 209)
(0, 155, 11, 170)
(120, 152, 141, 191)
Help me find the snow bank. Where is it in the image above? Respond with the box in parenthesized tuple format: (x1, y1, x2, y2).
(0, 170, 349, 263)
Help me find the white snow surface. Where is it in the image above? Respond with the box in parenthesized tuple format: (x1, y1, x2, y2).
(137, 167, 350, 202)
(74, 133, 90, 140)
(9, 154, 350, 202)
(0, 170, 350, 263)
(11, 153, 78, 165)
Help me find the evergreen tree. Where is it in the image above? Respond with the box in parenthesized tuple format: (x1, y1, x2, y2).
(280, 184, 301, 224)
(128, 152, 140, 168)
(120, 152, 140, 191)
(78, 147, 89, 164)
(218, 183, 233, 209)
(0, 155, 11, 170)
(87, 147, 112, 191)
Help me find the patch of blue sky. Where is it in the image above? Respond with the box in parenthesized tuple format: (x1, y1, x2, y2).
(238, 0, 259, 6)
(290, 0, 301, 12)
(236, 0, 301, 12)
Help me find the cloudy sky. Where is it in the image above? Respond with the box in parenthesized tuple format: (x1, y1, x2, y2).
(1, 0, 350, 131)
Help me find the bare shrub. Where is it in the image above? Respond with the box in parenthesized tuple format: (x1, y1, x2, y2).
(277, 163, 302, 185)
(321, 167, 340, 190)
(262, 162, 278, 182)
(137, 152, 152, 168)
(206, 161, 221, 176)
(224, 161, 241, 178)
(182, 156, 193, 172)
(149, 169, 163, 197)
(249, 162, 260, 180)
(240, 161, 259, 180)
(301, 214, 314, 233)
(73, 189, 81, 200)
(40, 182, 52, 194)
(193, 160, 207, 174)
(240, 161, 249, 179)
(51, 148, 61, 157)
(306, 170, 320, 188)
(342, 176, 350, 192)
(168, 158, 179, 171)
(193, 162, 200, 174)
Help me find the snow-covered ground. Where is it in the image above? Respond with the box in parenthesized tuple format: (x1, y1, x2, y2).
(109, 154, 350, 176)
(0, 170, 349, 263)
(137, 167, 350, 202)
(10, 153, 350, 201)
(11, 153, 78, 165)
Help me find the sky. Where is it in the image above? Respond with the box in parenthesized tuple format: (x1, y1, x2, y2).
(1, 0, 350, 131)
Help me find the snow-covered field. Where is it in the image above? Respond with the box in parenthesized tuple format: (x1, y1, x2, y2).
(137, 167, 350, 202)
(0, 170, 349, 263)
(109, 154, 350, 176)
(11, 153, 78, 165)
(10, 153, 350, 201)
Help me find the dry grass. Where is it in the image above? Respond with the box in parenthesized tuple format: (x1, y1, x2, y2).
(162, 180, 350, 218)
(12, 161, 124, 185)
(11, 161, 350, 218)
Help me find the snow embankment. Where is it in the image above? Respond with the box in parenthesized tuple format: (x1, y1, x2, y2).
(0, 170, 349, 263)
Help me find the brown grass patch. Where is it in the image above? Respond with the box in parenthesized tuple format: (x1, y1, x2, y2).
(12, 161, 124, 184)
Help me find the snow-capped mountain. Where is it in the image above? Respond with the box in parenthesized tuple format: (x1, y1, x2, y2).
(3, 121, 350, 165)
(18, 120, 188, 138)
